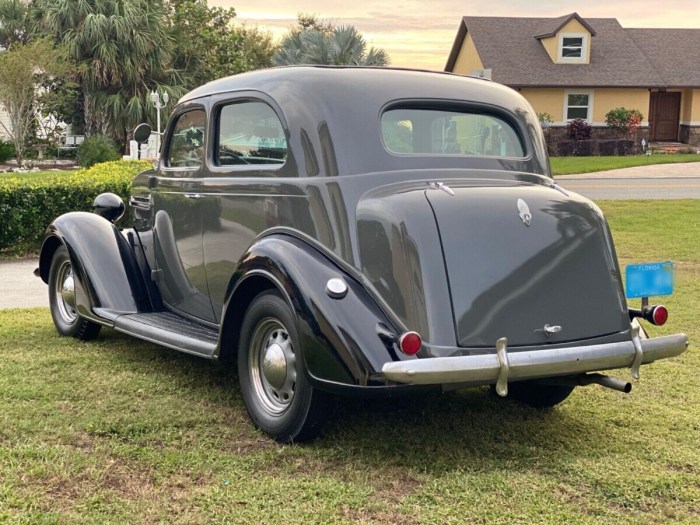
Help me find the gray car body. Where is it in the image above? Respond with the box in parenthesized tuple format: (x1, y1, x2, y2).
(39, 66, 686, 393)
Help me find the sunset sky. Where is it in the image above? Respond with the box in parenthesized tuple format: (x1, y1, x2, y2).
(211, 1, 700, 70)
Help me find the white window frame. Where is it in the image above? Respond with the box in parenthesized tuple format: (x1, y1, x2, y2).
(563, 90, 593, 122)
(558, 33, 588, 63)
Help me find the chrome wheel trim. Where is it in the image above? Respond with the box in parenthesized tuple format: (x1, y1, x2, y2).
(54, 259, 77, 324)
(249, 318, 297, 415)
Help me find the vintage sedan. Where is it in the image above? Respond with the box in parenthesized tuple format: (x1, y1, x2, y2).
(39, 67, 688, 442)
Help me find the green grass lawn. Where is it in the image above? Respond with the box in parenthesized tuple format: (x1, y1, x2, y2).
(0, 201, 698, 523)
(550, 154, 700, 175)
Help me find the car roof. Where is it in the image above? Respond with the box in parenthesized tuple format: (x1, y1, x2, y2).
(177, 66, 550, 178)
(179, 66, 517, 108)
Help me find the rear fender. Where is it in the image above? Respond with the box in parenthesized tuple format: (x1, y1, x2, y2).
(219, 234, 402, 388)
(39, 212, 151, 322)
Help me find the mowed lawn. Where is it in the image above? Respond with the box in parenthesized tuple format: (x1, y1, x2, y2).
(550, 154, 700, 175)
(0, 201, 698, 524)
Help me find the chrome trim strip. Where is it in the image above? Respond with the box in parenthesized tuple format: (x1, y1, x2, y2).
(382, 333, 688, 386)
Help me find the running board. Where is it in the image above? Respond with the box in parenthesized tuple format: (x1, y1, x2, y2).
(113, 311, 218, 358)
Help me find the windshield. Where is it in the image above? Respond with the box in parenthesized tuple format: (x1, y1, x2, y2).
(381, 108, 525, 158)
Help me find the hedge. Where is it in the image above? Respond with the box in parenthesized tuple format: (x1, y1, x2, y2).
(0, 160, 151, 250)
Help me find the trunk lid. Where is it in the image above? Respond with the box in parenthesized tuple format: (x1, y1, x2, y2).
(426, 182, 627, 347)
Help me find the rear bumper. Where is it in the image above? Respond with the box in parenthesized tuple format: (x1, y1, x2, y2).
(382, 332, 689, 391)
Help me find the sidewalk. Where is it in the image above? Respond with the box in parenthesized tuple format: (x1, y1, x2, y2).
(557, 161, 700, 180)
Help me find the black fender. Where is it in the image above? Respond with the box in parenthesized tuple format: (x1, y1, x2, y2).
(219, 233, 407, 390)
(39, 212, 151, 322)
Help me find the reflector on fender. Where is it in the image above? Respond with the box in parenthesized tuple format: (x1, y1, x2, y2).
(651, 305, 668, 326)
(399, 331, 422, 355)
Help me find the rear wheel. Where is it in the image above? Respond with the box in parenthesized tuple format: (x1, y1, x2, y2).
(238, 290, 331, 443)
(48, 246, 101, 340)
(503, 381, 574, 408)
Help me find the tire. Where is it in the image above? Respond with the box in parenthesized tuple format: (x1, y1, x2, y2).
(238, 290, 331, 443)
(48, 246, 101, 341)
(504, 381, 575, 409)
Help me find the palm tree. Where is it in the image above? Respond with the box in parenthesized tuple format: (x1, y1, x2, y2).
(0, 0, 29, 49)
(274, 24, 389, 67)
(35, 0, 186, 144)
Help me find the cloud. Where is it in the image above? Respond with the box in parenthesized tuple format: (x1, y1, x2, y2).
(213, 0, 700, 70)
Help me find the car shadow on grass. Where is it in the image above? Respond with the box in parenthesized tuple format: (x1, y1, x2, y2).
(95, 328, 624, 473)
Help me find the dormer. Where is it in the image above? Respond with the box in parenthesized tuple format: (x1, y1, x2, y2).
(535, 13, 596, 65)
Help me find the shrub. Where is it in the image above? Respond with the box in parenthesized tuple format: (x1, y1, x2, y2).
(605, 107, 643, 136)
(617, 140, 635, 156)
(537, 112, 553, 135)
(599, 140, 617, 156)
(77, 136, 122, 168)
(556, 141, 574, 156)
(566, 119, 592, 141)
(0, 160, 150, 250)
(574, 139, 593, 156)
(0, 139, 14, 164)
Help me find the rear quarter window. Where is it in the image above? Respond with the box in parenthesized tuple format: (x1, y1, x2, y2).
(216, 101, 287, 166)
(381, 108, 525, 158)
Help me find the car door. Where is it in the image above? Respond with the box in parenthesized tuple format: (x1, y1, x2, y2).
(152, 104, 216, 323)
(201, 96, 301, 322)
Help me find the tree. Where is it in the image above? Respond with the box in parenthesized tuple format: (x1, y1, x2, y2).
(0, 0, 29, 49)
(165, 0, 275, 87)
(34, 0, 187, 145)
(274, 14, 389, 66)
(0, 40, 67, 166)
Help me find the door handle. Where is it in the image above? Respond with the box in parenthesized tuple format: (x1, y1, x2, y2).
(184, 193, 202, 199)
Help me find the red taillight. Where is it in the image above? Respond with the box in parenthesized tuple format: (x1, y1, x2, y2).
(399, 331, 422, 355)
(651, 305, 668, 326)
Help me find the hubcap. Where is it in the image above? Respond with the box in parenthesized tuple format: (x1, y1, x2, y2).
(54, 260, 77, 323)
(249, 318, 297, 415)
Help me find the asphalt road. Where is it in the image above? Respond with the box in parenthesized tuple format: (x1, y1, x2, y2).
(2, 162, 699, 310)
(556, 163, 700, 199)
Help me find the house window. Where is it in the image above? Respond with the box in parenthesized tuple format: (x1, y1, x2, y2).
(562, 37, 583, 58)
(558, 33, 588, 63)
(565, 92, 592, 121)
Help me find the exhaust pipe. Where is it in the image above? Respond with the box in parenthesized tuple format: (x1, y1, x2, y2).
(578, 373, 632, 393)
(539, 373, 632, 393)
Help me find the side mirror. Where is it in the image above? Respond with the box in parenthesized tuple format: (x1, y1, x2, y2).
(133, 123, 152, 144)
(93, 192, 125, 223)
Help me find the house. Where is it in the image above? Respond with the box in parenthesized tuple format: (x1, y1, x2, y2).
(445, 13, 700, 146)
(0, 105, 11, 141)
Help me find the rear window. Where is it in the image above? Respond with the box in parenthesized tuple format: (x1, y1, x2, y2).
(381, 108, 525, 158)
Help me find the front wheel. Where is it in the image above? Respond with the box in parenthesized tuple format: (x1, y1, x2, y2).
(48, 246, 101, 340)
(238, 290, 331, 443)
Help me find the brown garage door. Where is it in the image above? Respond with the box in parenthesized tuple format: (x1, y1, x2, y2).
(650, 92, 681, 142)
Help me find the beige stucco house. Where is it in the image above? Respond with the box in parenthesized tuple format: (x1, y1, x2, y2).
(445, 13, 700, 146)
(0, 105, 11, 140)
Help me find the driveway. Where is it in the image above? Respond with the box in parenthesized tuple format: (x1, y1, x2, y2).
(0, 258, 46, 309)
(2, 162, 699, 310)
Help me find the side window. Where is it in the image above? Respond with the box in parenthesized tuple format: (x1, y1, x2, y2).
(167, 109, 206, 168)
(216, 101, 287, 166)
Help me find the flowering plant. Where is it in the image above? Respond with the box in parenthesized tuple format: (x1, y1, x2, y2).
(605, 107, 644, 136)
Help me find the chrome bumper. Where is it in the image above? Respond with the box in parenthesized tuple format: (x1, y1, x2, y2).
(382, 331, 689, 394)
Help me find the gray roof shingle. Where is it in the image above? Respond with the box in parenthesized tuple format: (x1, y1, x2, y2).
(445, 14, 700, 88)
